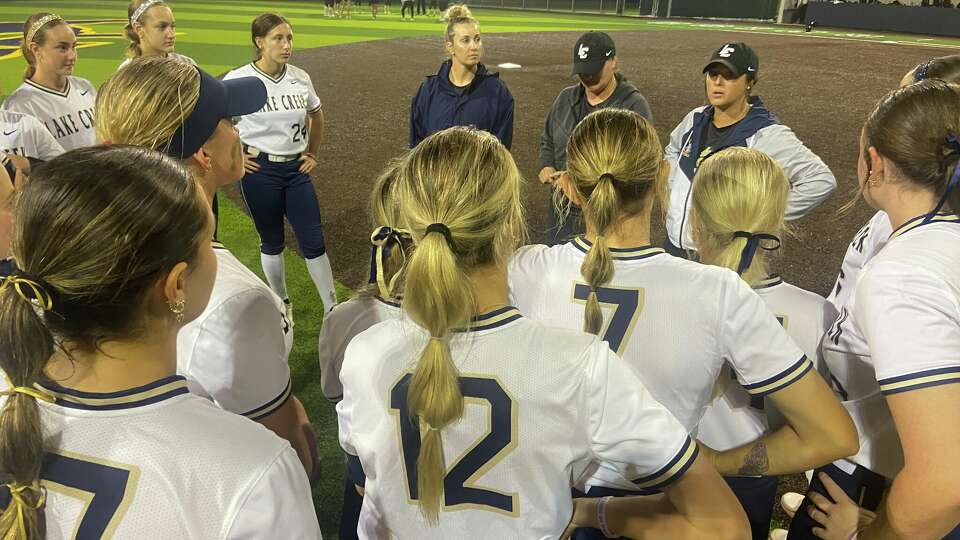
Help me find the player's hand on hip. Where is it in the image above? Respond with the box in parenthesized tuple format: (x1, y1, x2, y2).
(809, 472, 876, 540)
(299, 153, 318, 174)
(243, 153, 261, 174)
(538, 166, 557, 184)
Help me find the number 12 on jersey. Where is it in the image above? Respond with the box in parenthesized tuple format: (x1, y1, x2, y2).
(389, 373, 518, 515)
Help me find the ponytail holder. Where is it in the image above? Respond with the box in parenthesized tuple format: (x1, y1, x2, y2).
(732, 231, 781, 275)
(425, 223, 454, 248)
(598, 173, 616, 184)
(923, 133, 960, 224)
(0, 272, 57, 311)
(424, 423, 441, 432)
(369, 226, 412, 298)
(1, 372, 55, 404)
(915, 60, 933, 82)
(2, 482, 46, 539)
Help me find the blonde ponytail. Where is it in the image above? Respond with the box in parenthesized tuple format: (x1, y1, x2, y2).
(689, 147, 788, 287)
(565, 109, 664, 336)
(579, 174, 618, 335)
(393, 126, 524, 523)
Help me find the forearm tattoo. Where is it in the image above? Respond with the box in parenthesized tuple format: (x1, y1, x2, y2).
(736, 441, 770, 476)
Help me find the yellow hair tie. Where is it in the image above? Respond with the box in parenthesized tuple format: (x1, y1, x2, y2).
(1, 373, 55, 404)
(4, 482, 46, 539)
(0, 275, 55, 311)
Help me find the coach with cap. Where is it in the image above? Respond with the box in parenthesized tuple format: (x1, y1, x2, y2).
(539, 31, 653, 246)
(663, 41, 836, 258)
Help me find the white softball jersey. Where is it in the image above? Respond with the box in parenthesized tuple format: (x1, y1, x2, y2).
(698, 275, 829, 452)
(224, 63, 321, 156)
(2, 76, 97, 152)
(177, 243, 294, 420)
(0, 108, 64, 160)
(117, 51, 197, 70)
(826, 210, 892, 314)
(318, 295, 402, 401)
(0, 375, 321, 539)
(337, 308, 696, 539)
(822, 214, 960, 479)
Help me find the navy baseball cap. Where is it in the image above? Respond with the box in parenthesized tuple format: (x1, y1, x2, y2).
(703, 42, 759, 79)
(166, 67, 267, 159)
(572, 32, 616, 76)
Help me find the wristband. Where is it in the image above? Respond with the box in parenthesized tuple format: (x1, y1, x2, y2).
(597, 495, 615, 538)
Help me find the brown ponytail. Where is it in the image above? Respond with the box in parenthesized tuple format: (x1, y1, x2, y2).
(0, 145, 210, 539)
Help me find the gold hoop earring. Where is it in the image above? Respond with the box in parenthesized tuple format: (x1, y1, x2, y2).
(169, 297, 185, 323)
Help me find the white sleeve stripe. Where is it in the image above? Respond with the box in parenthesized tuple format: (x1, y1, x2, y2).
(243, 378, 293, 420)
(630, 436, 698, 491)
(742, 356, 812, 396)
(879, 366, 960, 395)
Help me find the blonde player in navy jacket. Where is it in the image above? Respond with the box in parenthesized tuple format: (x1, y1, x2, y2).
(509, 109, 856, 539)
(3, 13, 97, 152)
(786, 81, 960, 540)
(225, 13, 338, 319)
(97, 57, 320, 481)
(688, 147, 829, 539)
(338, 126, 750, 539)
(118, 0, 197, 70)
(0, 146, 320, 539)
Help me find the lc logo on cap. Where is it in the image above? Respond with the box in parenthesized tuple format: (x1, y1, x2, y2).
(578, 44, 589, 60)
(718, 44, 735, 58)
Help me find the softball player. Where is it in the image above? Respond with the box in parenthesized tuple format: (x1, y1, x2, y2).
(508, 110, 855, 538)
(0, 107, 64, 181)
(688, 146, 829, 539)
(0, 146, 320, 539)
(338, 126, 751, 539)
(826, 55, 960, 316)
(225, 13, 339, 317)
(3, 13, 97, 152)
(787, 83, 960, 540)
(118, 0, 197, 70)
(318, 159, 407, 540)
(664, 42, 836, 255)
(96, 57, 320, 479)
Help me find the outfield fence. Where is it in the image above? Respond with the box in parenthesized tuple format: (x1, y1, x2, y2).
(471, 0, 783, 21)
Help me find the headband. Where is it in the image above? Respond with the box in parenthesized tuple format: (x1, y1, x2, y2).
(131, 0, 164, 24)
(25, 14, 63, 44)
(368, 226, 412, 298)
(732, 231, 781, 276)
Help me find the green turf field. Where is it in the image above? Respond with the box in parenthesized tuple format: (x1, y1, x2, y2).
(3, 1, 959, 536)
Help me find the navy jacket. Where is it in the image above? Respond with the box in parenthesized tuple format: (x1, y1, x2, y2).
(409, 60, 514, 149)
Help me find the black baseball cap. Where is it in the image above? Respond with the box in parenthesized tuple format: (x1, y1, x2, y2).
(166, 67, 267, 159)
(703, 42, 759, 79)
(572, 31, 616, 76)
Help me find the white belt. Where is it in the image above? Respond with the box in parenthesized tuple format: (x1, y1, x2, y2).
(245, 145, 300, 163)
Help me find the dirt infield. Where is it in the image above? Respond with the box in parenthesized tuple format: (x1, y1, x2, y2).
(224, 29, 950, 295)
